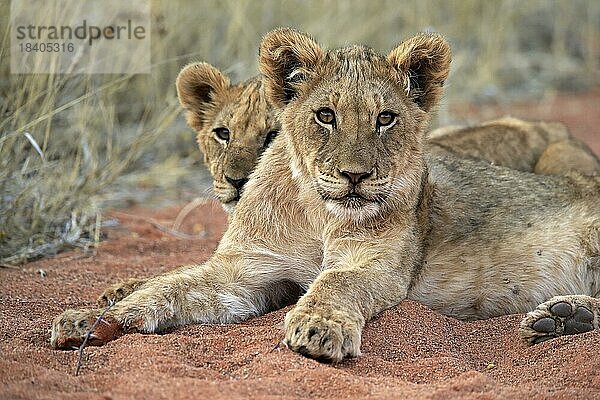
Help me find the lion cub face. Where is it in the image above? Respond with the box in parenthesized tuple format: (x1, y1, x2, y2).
(176, 64, 280, 210)
(259, 29, 451, 220)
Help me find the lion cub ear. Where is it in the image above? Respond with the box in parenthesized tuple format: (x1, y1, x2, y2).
(387, 33, 451, 112)
(176, 62, 230, 116)
(259, 28, 324, 108)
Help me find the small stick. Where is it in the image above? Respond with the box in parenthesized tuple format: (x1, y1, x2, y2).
(148, 222, 206, 240)
(108, 210, 206, 240)
(268, 338, 288, 353)
(172, 197, 210, 231)
(75, 301, 115, 376)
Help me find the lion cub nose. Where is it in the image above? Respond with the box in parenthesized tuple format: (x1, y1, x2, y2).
(339, 170, 372, 185)
(225, 176, 249, 190)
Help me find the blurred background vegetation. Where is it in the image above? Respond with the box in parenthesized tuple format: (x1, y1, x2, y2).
(1, 0, 598, 265)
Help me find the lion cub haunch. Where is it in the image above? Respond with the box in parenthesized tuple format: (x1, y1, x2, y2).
(51, 30, 599, 363)
(428, 117, 600, 176)
(176, 63, 280, 210)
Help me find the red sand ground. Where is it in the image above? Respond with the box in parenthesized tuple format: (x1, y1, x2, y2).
(1, 91, 599, 399)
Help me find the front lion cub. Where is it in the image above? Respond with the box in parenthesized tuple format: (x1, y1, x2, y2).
(51, 29, 599, 361)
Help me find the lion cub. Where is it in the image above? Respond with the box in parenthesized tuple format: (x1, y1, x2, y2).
(176, 63, 280, 211)
(52, 29, 599, 361)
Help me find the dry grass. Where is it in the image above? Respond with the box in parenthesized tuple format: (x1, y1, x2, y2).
(1, 0, 598, 265)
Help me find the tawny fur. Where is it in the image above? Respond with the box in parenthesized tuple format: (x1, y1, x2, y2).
(52, 29, 600, 362)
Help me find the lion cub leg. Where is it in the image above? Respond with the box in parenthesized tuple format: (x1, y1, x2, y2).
(520, 295, 600, 345)
(97, 278, 148, 307)
(51, 256, 296, 349)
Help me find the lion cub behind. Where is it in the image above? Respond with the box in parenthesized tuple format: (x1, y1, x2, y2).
(176, 64, 280, 211)
(428, 118, 599, 176)
(52, 30, 599, 362)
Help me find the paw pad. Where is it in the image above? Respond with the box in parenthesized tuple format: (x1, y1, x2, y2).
(520, 296, 598, 345)
(532, 317, 555, 333)
(549, 302, 572, 317)
(563, 307, 594, 335)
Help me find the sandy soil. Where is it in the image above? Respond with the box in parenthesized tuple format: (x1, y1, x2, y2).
(1, 91, 599, 399)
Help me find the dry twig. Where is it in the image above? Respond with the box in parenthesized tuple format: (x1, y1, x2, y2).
(172, 197, 210, 232)
(75, 301, 115, 376)
(108, 208, 207, 240)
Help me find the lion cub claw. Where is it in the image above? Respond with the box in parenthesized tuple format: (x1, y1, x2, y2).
(284, 305, 362, 363)
(520, 295, 599, 345)
(50, 309, 123, 349)
(97, 278, 147, 307)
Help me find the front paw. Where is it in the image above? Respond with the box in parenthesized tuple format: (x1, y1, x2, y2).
(97, 278, 147, 307)
(50, 309, 123, 350)
(284, 305, 363, 362)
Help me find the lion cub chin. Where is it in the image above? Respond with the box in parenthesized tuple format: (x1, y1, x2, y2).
(51, 29, 600, 363)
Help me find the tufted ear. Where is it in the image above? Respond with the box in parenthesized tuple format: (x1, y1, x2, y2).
(176, 62, 230, 116)
(259, 28, 324, 108)
(387, 33, 451, 112)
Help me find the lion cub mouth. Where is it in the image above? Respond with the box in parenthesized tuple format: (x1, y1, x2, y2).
(215, 187, 242, 208)
(334, 192, 371, 209)
(324, 190, 383, 221)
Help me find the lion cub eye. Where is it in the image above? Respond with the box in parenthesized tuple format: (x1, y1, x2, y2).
(213, 127, 230, 142)
(264, 130, 279, 147)
(376, 112, 396, 129)
(315, 108, 336, 126)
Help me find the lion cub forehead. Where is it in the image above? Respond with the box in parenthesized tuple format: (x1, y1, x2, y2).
(325, 46, 390, 76)
(313, 75, 397, 112)
(311, 47, 400, 105)
(314, 87, 385, 112)
(213, 80, 271, 134)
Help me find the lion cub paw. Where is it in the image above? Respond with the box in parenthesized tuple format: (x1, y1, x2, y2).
(283, 305, 362, 363)
(50, 308, 123, 350)
(97, 278, 147, 307)
(520, 295, 599, 345)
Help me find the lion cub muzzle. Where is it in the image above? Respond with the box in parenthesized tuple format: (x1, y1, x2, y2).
(216, 146, 257, 204)
(317, 166, 389, 221)
(318, 167, 377, 202)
